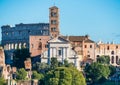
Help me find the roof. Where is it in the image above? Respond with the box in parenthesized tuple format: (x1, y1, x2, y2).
(84, 39, 94, 43)
(60, 36, 94, 43)
(48, 36, 70, 43)
(50, 6, 58, 9)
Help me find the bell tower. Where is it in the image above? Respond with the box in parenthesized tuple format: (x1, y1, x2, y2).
(49, 6, 59, 38)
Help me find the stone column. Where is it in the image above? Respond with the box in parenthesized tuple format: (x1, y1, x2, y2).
(48, 45, 51, 65)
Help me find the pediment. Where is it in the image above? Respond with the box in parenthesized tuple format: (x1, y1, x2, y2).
(48, 37, 69, 43)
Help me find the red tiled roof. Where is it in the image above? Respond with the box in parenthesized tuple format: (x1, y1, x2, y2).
(60, 36, 94, 43)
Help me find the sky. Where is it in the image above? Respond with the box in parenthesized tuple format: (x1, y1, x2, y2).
(0, 0, 120, 43)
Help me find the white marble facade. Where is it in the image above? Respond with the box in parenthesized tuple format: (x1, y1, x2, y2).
(41, 37, 81, 70)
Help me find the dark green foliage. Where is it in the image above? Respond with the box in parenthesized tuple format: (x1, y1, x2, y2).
(32, 62, 49, 74)
(32, 71, 44, 80)
(109, 65, 116, 76)
(45, 67, 86, 85)
(97, 55, 110, 64)
(58, 62, 63, 67)
(50, 57, 58, 70)
(84, 62, 110, 84)
(13, 48, 30, 68)
(64, 59, 74, 67)
(16, 68, 27, 80)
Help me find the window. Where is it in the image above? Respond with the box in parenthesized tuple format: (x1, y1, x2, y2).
(116, 46, 118, 49)
(51, 28, 56, 31)
(85, 45, 87, 48)
(58, 50, 62, 56)
(90, 45, 92, 48)
(6, 32, 8, 35)
(111, 56, 114, 64)
(97, 55, 99, 58)
(31, 44, 34, 48)
(87, 55, 90, 57)
(51, 12, 57, 17)
(51, 20, 57, 24)
(45, 44, 48, 48)
(107, 46, 109, 50)
(111, 51, 114, 55)
(116, 56, 118, 64)
(38, 42, 42, 50)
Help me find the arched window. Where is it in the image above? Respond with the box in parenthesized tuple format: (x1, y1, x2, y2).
(107, 46, 109, 50)
(23, 43, 26, 48)
(111, 56, 114, 64)
(8, 44, 11, 50)
(111, 51, 114, 55)
(38, 42, 42, 50)
(15, 44, 18, 49)
(19, 43, 21, 49)
(97, 55, 99, 58)
(11, 44, 14, 49)
(116, 56, 119, 64)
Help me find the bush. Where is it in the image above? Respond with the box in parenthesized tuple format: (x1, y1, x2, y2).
(16, 68, 27, 80)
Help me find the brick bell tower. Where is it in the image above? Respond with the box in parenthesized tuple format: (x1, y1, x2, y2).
(49, 6, 60, 38)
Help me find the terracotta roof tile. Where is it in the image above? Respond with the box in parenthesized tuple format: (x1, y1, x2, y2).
(60, 36, 94, 43)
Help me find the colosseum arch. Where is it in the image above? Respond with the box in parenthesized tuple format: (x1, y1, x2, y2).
(15, 43, 18, 49)
(11, 43, 14, 49)
(23, 43, 26, 48)
(19, 43, 22, 49)
(8, 44, 11, 50)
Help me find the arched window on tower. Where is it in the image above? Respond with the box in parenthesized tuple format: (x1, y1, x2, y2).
(51, 12, 57, 17)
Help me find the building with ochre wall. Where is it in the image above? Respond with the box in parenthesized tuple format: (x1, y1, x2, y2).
(95, 42, 120, 66)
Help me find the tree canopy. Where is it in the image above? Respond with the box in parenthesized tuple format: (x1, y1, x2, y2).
(50, 57, 58, 70)
(32, 62, 50, 74)
(45, 67, 86, 85)
(16, 68, 27, 80)
(97, 55, 110, 64)
(32, 71, 44, 80)
(84, 62, 110, 84)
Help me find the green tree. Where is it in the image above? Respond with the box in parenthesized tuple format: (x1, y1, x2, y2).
(109, 65, 116, 76)
(32, 71, 44, 80)
(70, 67, 86, 85)
(84, 62, 110, 84)
(13, 48, 30, 68)
(32, 62, 49, 74)
(97, 55, 110, 64)
(16, 68, 27, 80)
(45, 67, 86, 85)
(0, 77, 6, 85)
(50, 57, 58, 70)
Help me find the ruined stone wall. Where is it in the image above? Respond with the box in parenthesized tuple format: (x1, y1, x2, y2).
(0, 47, 5, 67)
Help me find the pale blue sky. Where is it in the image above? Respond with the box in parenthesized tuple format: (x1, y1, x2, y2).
(0, 0, 120, 43)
